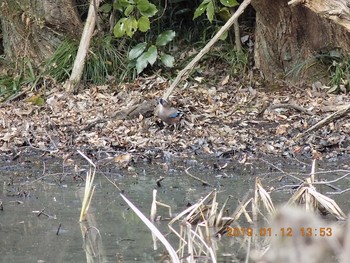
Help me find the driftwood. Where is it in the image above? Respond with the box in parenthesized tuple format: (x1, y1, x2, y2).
(294, 103, 350, 140)
(163, 0, 252, 99)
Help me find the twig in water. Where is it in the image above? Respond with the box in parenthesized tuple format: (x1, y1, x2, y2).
(326, 188, 350, 195)
(77, 150, 96, 168)
(36, 208, 50, 217)
(259, 158, 304, 183)
(102, 171, 122, 192)
(185, 167, 214, 187)
(56, 223, 62, 235)
(156, 176, 165, 187)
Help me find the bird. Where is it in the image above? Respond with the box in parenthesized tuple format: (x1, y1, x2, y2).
(156, 98, 183, 126)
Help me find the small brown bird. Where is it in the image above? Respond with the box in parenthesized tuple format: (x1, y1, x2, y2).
(157, 98, 183, 125)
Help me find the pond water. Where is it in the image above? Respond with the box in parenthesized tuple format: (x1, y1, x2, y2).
(0, 152, 349, 262)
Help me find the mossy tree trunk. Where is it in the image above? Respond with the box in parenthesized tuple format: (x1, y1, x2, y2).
(251, 0, 350, 83)
(0, 0, 83, 65)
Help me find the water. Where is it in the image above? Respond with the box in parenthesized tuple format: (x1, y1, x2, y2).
(0, 153, 349, 262)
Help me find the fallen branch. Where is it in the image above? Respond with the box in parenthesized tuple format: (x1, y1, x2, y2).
(294, 103, 350, 140)
(80, 100, 155, 131)
(163, 0, 252, 99)
(269, 103, 313, 115)
(64, 0, 101, 93)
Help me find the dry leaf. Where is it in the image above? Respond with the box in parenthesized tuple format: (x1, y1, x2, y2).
(220, 75, 230, 86)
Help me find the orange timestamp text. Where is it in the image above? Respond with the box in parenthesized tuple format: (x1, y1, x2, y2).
(227, 226, 333, 237)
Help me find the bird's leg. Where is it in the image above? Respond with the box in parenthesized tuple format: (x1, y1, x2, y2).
(173, 122, 181, 132)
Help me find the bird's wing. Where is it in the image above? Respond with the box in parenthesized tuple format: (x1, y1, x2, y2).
(168, 111, 182, 118)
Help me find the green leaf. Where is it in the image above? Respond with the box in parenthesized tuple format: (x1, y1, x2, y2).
(138, 16, 150, 32)
(206, 0, 214, 23)
(128, 42, 147, 60)
(219, 0, 239, 7)
(124, 4, 134, 16)
(35, 97, 45, 106)
(128, 59, 136, 68)
(144, 45, 157, 65)
(140, 3, 158, 17)
(124, 16, 138, 37)
(156, 30, 176, 46)
(136, 0, 151, 12)
(27, 95, 45, 106)
(135, 45, 157, 74)
(114, 18, 127, 38)
(113, 2, 121, 11)
(100, 3, 112, 13)
(136, 52, 149, 74)
(217, 7, 231, 21)
(160, 54, 175, 68)
(193, 0, 210, 20)
(114, 0, 130, 10)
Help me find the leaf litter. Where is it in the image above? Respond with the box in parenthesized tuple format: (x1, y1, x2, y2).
(0, 75, 350, 162)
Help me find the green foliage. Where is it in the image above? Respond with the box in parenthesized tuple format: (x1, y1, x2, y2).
(193, 0, 239, 22)
(99, 3, 112, 13)
(156, 30, 176, 46)
(45, 40, 76, 82)
(84, 36, 129, 84)
(210, 46, 248, 76)
(206, 1, 214, 23)
(45, 37, 130, 85)
(138, 16, 150, 32)
(128, 42, 147, 60)
(104, 1, 180, 75)
(160, 54, 175, 68)
(136, 46, 157, 74)
(193, 0, 211, 20)
(0, 57, 37, 101)
(329, 55, 350, 93)
(107, 0, 179, 75)
(111, 0, 158, 38)
(0, 36, 131, 100)
(219, 0, 239, 7)
(286, 50, 350, 93)
(125, 17, 138, 37)
(128, 30, 176, 74)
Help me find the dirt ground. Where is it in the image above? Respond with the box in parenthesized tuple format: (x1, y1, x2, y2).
(0, 74, 349, 163)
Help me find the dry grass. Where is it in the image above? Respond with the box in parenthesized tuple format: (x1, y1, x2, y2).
(78, 150, 97, 222)
(115, 159, 348, 262)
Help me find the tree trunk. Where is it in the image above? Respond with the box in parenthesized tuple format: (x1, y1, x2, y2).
(251, 0, 350, 83)
(2, 0, 350, 86)
(0, 0, 83, 65)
